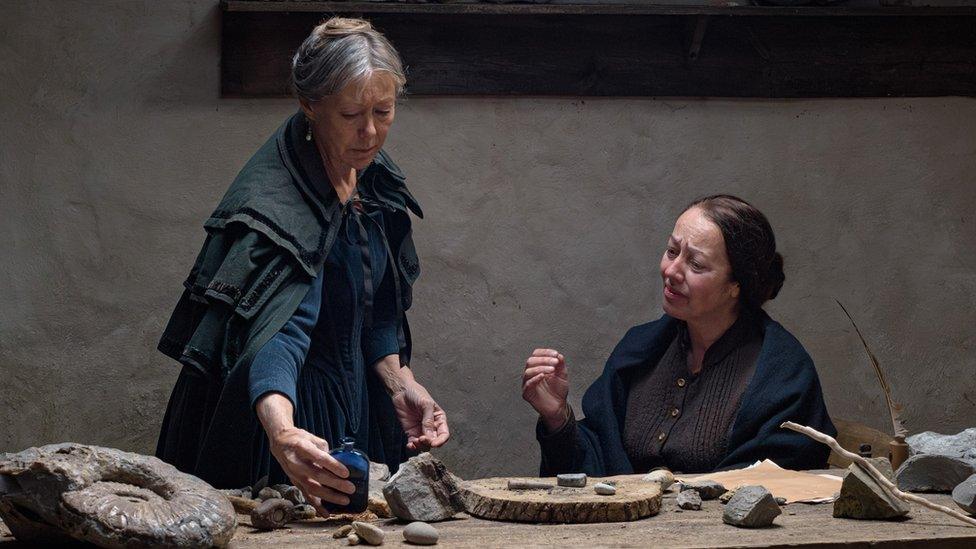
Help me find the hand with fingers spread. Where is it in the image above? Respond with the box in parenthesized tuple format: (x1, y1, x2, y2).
(522, 348, 571, 432)
(392, 380, 450, 451)
(256, 393, 355, 518)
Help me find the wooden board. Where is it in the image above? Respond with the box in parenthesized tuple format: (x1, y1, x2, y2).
(460, 475, 661, 523)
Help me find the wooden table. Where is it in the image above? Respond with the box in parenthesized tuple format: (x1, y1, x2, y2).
(2, 473, 975, 548)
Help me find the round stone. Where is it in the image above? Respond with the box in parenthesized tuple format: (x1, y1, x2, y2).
(257, 487, 282, 501)
(403, 521, 439, 545)
(593, 483, 617, 496)
(352, 521, 385, 545)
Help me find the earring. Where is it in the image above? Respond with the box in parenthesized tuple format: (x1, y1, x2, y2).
(305, 120, 313, 141)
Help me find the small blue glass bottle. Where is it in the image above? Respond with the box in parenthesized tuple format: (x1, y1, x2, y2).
(325, 437, 369, 514)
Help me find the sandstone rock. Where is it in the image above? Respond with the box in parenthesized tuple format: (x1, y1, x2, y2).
(719, 489, 736, 504)
(722, 485, 781, 528)
(593, 483, 616, 496)
(281, 485, 305, 505)
(251, 498, 293, 530)
(352, 521, 385, 545)
(557, 473, 587, 488)
(0, 443, 236, 547)
(679, 479, 726, 500)
(952, 473, 976, 515)
(382, 453, 464, 522)
(895, 454, 976, 493)
(257, 487, 282, 501)
(642, 469, 675, 491)
(371, 461, 391, 482)
(907, 429, 976, 465)
(403, 521, 439, 545)
(676, 490, 702, 510)
(833, 460, 909, 520)
(227, 494, 259, 514)
(368, 463, 392, 518)
(333, 524, 354, 538)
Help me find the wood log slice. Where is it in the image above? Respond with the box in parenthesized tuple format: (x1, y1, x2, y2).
(460, 476, 661, 523)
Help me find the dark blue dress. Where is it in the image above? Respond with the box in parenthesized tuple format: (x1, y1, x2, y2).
(246, 195, 405, 483)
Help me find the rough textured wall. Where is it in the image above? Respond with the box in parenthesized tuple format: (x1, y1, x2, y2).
(1, 1, 974, 479)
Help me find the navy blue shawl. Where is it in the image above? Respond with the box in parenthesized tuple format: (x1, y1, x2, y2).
(539, 313, 836, 475)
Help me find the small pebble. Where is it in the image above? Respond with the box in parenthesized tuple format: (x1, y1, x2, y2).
(775, 496, 787, 506)
(291, 504, 317, 520)
(257, 487, 282, 501)
(679, 479, 726, 500)
(347, 533, 361, 546)
(557, 473, 587, 488)
(271, 483, 291, 493)
(352, 521, 385, 545)
(333, 524, 354, 538)
(594, 483, 616, 496)
(403, 521, 439, 545)
(282, 485, 306, 505)
(642, 469, 675, 491)
(676, 489, 702, 510)
(719, 489, 736, 504)
(250, 498, 293, 530)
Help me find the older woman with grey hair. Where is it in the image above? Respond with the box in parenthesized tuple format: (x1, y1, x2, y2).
(155, 17, 448, 515)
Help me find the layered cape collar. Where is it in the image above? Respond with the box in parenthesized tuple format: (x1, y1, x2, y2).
(204, 111, 422, 277)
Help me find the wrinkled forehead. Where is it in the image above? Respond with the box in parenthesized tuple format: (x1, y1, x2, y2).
(672, 207, 725, 253)
(334, 72, 398, 105)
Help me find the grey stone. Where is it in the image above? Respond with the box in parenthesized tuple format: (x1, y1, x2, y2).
(368, 462, 392, 518)
(557, 473, 587, 487)
(952, 473, 976, 515)
(722, 485, 782, 528)
(333, 524, 354, 538)
(371, 461, 392, 482)
(676, 490, 702, 510)
(774, 497, 787, 506)
(593, 482, 616, 495)
(403, 521, 439, 545)
(907, 428, 976, 465)
(352, 521, 385, 545)
(679, 479, 726, 500)
(895, 454, 976, 493)
(270, 483, 291, 494)
(281, 485, 305, 505)
(251, 498, 293, 530)
(291, 503, 317, 521)
(257, 487, 282, 501)
(382, 453, 465, 522)
(348, 532, 361, 545)
(833, 461, 910, 520)
(0, 443, 236, 547)
(642, 469, 675, 491)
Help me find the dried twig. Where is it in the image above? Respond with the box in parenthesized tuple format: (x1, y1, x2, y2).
(836, 300, 908, 439)
(781, 421, 976, 528)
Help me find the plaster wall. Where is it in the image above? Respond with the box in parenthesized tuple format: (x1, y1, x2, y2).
(1, 1, 974, 478)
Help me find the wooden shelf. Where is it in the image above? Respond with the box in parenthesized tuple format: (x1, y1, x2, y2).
(221, 1, 976, 97)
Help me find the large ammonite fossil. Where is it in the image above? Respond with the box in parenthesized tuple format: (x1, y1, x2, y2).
(0, 443, 236, 547)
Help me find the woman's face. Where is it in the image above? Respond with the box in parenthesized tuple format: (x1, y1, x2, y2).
(660, 206, 740, 324)
(303, 73, 397, 171)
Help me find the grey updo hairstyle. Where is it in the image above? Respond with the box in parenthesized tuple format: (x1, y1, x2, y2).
(291, 17, 406, 101)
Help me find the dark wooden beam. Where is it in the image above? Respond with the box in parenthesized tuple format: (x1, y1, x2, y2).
(221, 3, 976, 98)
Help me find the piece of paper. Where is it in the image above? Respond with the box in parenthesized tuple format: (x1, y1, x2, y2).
(676, 459, 842, 504)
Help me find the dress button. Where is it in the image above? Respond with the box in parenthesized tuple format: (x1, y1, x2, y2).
(658, 432, 667, 442)
(676, 378, 686, 387)
(671, 408, 680, 418)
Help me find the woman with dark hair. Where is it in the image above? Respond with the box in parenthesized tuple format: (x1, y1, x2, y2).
(522, 195, 835, 475)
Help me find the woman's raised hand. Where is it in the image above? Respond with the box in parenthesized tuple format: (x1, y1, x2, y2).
(521, 348, 570, 432)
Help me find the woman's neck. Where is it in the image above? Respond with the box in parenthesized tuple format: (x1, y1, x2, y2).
(685, 307, 739, 375)
(317, 144, 358, 204)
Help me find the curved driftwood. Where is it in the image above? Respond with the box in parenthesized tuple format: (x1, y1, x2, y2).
(461, 476, 661, 523)
(0, 443, 237, 547)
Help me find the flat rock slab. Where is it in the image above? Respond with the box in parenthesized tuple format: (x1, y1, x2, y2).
(679, 480, 726, 500)
(895, 454, 976, 493)
(834, 460, 909, 520)
(461, 476, 662, 523)
(908, 428, 976, 465)
(723, 485, 781, 528)
(953, 473, 976, 515)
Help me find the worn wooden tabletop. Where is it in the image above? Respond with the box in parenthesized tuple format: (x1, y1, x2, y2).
(3, 471, 976, 548)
